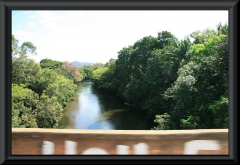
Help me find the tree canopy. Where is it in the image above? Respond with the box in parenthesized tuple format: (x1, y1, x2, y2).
(12, 23, 228, 130)
(90, 23, 228, 130)
(12, 36, 82, 128)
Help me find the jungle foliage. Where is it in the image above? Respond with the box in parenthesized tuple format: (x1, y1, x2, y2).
(12, 36, 83, 128)
(12, 23, 228, 130)
(90, 23, 229, 130)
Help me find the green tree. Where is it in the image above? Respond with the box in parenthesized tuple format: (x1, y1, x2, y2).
(124, 36, 160, 107)
(45, 74, 77, 108)
(217, 23, 228, 36)
(12, 35, 79, 128)
(12, 35, 20, 58)
(152, 113, 175, 130)
(190, 28, 217, 44)
(164, 33, 228, 129)
(34, 68, 77, 108)
(113, 46, 133, 98)
(40, 58, 63, 69)
(12, 84, 39, 128)
(91, 67, 109, 88)
(36, 94, 63, 128)
(12, 35, 41, 86)
(12, 56, 41, 87)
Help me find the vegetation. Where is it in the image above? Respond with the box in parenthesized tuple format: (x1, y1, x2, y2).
(12, 35, 82, 128)
(12, 23, 228, 130)
(90, 23, 229, 130)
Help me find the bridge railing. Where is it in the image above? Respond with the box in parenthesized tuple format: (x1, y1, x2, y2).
(12, 128, 228, 155)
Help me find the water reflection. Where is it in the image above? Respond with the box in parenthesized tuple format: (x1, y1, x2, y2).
(58, 81, 153, 130)
(87, 121, 114, 130)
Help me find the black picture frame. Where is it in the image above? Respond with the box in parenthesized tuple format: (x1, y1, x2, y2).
(0, 0, 238, 164)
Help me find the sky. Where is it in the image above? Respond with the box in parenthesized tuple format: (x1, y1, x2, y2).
(12, 10, 228, 64)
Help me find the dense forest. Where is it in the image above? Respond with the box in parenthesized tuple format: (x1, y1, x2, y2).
(11, 36, 108, 128)
(12, 23, 228, 130)
(90, 23, 229, 130)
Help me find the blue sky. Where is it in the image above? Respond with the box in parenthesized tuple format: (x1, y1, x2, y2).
(12, 10, 228, 64)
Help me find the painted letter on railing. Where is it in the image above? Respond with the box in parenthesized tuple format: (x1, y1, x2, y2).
(42, 141, 54, 155)
(184, 140, 220, 154)
(42, 140, 221, 155)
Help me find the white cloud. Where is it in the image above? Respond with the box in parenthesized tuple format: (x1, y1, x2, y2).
(12, 30, 36, 44)
(12, 10, 228, 64)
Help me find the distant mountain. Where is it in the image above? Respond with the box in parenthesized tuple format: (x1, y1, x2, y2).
(72, 61, 94, 67)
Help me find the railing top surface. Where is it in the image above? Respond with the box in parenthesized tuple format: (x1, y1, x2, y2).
(12, 128, 228, 139)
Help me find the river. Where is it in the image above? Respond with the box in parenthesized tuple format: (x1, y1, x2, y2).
(57, 81, 154, 130)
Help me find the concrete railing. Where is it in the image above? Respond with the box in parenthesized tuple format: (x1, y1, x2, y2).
(12, 128, 228, 155)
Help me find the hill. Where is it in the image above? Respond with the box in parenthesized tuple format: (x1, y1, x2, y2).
(72, 61, 94, 67)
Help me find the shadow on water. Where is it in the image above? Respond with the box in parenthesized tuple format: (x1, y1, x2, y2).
(91, 85, 153, 130)
(57, 82, 87, 129)
(58, 81, 154, 130)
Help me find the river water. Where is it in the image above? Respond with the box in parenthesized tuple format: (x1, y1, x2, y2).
(57, 81, 153, 130)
